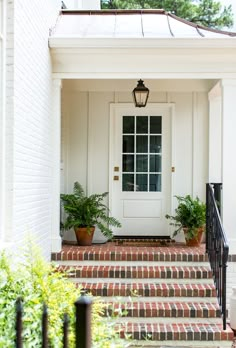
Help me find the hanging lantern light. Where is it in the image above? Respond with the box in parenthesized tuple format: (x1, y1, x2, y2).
(132, 79, 149, 108)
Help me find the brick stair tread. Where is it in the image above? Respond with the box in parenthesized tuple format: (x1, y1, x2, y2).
(104, 301, 221, 318)
(116, 323, 234, 341)
(58, 265, 212, 279)
(52, 243, 207, 262)
(78, 282, 216, 297)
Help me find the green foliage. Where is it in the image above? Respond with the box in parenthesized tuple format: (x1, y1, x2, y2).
(166, 195, 206, 240)
(101, 0, 234, 29)
(61, 182, 121, 240)
(0, 244, 126, 347)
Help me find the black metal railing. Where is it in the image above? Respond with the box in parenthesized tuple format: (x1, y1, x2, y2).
(15, 296, 92, 348)
(206, 183, 228, 330)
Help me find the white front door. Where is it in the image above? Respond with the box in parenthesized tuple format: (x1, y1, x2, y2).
(110, 104, 173, 237)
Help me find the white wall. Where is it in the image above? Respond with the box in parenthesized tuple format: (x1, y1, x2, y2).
(0, 0, 5, 243)
(1, 0, 60, 259)
(0, 0, 14, 249)
(61, 79, 209, 242)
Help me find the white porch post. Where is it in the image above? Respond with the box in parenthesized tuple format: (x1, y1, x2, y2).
(221, 79, 236, 254)
(208, 82, 222, 183)
(51, 78, 62, 252)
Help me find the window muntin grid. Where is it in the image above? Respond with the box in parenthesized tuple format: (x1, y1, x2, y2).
(122, 115, 162, 192)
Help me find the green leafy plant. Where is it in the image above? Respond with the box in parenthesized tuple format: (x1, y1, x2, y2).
(60, 182, 121, 240)
(0, 244, 126, 347)
(165, 195, 206, 240)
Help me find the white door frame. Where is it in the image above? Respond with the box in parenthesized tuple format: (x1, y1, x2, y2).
(109, 103, 176, 235)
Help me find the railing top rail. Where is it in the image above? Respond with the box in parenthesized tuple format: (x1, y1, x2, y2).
(208, 183, 229, 250)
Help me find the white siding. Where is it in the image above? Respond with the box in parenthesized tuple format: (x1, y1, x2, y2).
(3, 0, 60, 258)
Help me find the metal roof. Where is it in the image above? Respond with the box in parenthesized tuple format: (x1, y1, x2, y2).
(51, 9, 236, 39)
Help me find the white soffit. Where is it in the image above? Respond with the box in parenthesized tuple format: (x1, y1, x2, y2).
(50, 9, 236, 45)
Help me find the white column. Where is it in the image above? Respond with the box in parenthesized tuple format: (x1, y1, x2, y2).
(221, 79, 236, 254)
(51, 79, 62, 252)
(208, 82, 222, 183)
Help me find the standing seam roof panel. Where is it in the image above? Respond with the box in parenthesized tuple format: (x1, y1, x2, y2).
(51, 10, 236, 39)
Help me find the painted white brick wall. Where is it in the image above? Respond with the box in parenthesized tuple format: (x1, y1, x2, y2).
(11, 0, 60, 259)
(0, 0, 14, 247)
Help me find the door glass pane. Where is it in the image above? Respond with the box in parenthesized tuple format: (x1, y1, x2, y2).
(150, 155, 162, 172)
(136, 174, 148, 191)
(136, 135, 148, 153)
(123, 135, 134, 153)
(137, 116, 148, 134)
(123, 116, 134, 134)
(150, 116, 162, 134)
(149, 174, 161, 192)
(150, 136, 161, 153)
(123, 174, 134, 191)
(122, 114, 162, 192)
(136, 155, 148, 172)
(123, 155, 134, 172)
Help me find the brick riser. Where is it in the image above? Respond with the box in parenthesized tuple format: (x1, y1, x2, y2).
(104, 302, 221, 318)
(52, 244, 208, 262)
(58, 265, 212, 279)
(117, 323, 233, 341)
(105, 302, 221, 318)
(78, 282, 216, 297)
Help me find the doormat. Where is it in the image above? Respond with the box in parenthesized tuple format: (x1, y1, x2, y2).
(114, 238, 175, 247)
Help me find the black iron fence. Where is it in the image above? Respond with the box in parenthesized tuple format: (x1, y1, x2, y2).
(15, 296, 92, 348)
(206, 183, 228, 330)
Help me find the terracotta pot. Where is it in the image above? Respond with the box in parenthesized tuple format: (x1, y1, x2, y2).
(183, 227, 204, 247)
(74, 226, 95, 246)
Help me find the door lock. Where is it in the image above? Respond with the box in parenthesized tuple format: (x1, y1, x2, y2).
(114, 176, 119, 181)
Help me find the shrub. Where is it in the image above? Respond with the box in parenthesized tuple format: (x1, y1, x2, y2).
(0, 244, 126, 347)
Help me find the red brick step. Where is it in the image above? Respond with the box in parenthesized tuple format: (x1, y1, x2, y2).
(78, 282, 216, 297)
(58, 264, 212, 279)
(104, 301, 221, 318)
(117, 322, 234, 341)
(52, 243, 208, 262)
(53, 243, 234, 347)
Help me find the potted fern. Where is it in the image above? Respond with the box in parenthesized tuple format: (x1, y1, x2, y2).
(165, 195, 206, 246)
(61, 182, 121, 246)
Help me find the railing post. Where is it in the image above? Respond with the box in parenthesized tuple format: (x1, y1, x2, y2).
(206, 183, 229, 331)
(42, 304, 48, 348)
(206, 183, 210, 253)
(222, 246, 229, 330)
(15, 298, 23, 348)
(212, 183, 222, 216)
(75, 296, 92, 348)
